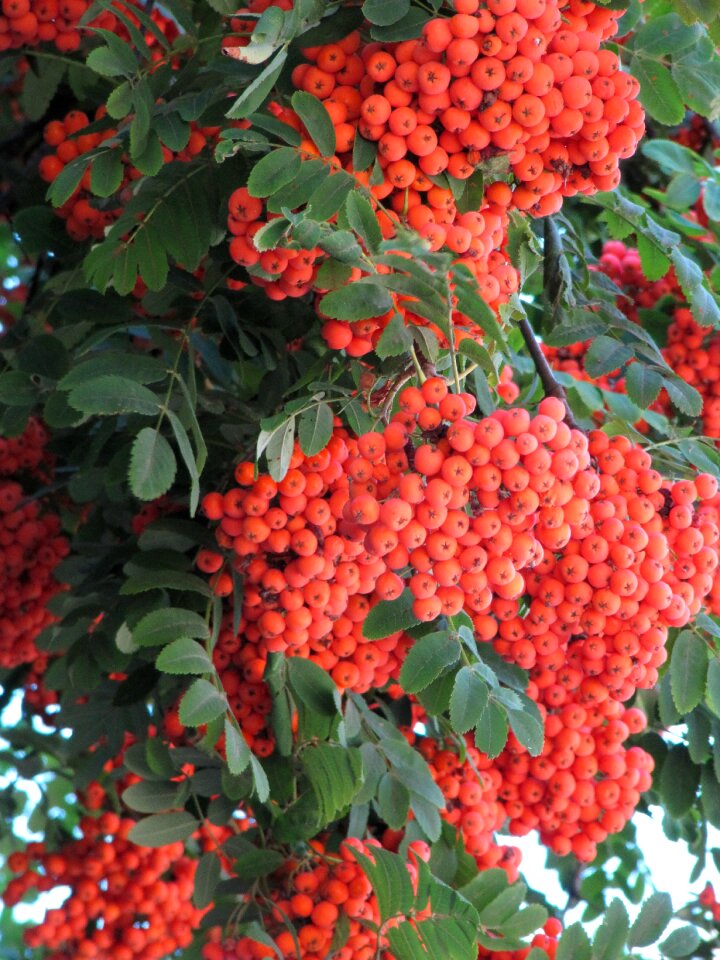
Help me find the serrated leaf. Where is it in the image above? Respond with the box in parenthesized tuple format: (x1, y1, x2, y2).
(362, 0, 409, 24)
(156, 637, 213, 675)
(399, 632, 461, 694)
(670, 630, 708, 714)
(377, 773, 411, 829)
(193, 852, 221, 909)
(179, 678, 227, 727)
(304, 743, 362, 824)
(345, 192, 382, 252)
(128, 811, 198, 847)
(122, 780, 183, 814)
(664, 376, 703, 417)
(660, 926, 701, 958)
(68, 376, 160, 416)
(449, 667, 489, 734)
(708, 659, 720, 717)
(374, 311, 412, 358)
(298, 403, 333, 456)
(291, 91, 336, 157)
(352, 846, 415, 923)
(225, 718, 252, 775)
(629, 893, 674, 948)
(133, 608, 210, 647)
(130, 428, 177, 501)
(475, 699, 509, 759)
(584, 337, 633, 377)
(557, 924, 592, 960)
(636, 234, 670, 281)
(319, 281, 393, 321)
(226, 49, 288, 119)
(630, 56, 685, 126)
(287, 657, 339, 715)
(363, 591, 421, 640)
(625, 363, 663, 408)
(660, 745, 699, 817)
(507, 695, 545, 757)
(247, 147, 301, 198)
(593, 899, 630, 960)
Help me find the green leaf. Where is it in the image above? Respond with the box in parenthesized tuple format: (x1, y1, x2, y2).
(660, 926, 701, 958)
(630, 56, 685, 126)
(90, 148, 124, 197)
(226, 49, 288, 119)
(363, 591, 421, 640)
(449, 667, 490, 734)
(376, 312, 413, 358)
(660, 745, 699, 817)
(557, 924, 592, 960)
(291, 91, 336, 157)
(298, 403, 333, 456)
(47, 154, 93, 208)
(507, 695, 545, 757)
(265, 416, 295, 481)
(225, 718, 252, 775)
(304, 743, 362, 823)
(247, 147, 302, 198)
(18, 334, 69, 381)
(345, 191, 382, 252)
(707, 659, 720, 716)
(628, 893, 674, 948)
(636, 234, 670, 281)
(68, 376, 159, 416)
(179, 678, 228, 727)
(593, 899, 630, 960)
(128, 811, 198, 847)
(377, 773, 411, 829)
(87, 38, 137, 77)
(166, 409, 201, 516)
(129, 428, 177, 501)
(664, 376, 703, 417)
(625, 363, 663, 408)
(21, 57, 65, 121)
(670, 630, 708, 714)
(584, 337, 633, 377)
(319, 282, 393, 321)
(477, 883, 526, 927)
(156, 637, 213, 675)
(351, 846, 415, 923)
(287, 657, 339, 716)
(475, 700, 509, 759)
(193, 852, 221, 909)
(399, 632, 461, 694)
(122, 780, 183, 814)
(700, 763, 720, 827)
(362, 0, 409, 24)
(133, 608, 210, 647)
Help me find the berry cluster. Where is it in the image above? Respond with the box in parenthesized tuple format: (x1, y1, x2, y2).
(4, 808, 203, 960)
(0, 419, 68, 669)
(39, 107, 220, 241)
(0, 0, 177, 53)
(663, 307, 720, 442)
(202, 837, 431, 960)
(227, 0, 644, 354)
(198, 377, 720, 862)
(411, 721, 522, 880)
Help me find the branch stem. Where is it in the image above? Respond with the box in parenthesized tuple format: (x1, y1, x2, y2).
(518, 315, 578, 430)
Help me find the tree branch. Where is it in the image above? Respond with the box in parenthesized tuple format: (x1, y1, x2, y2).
(518, 314, 576, 430)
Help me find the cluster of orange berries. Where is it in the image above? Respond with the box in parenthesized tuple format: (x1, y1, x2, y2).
(663, 307, 720, 441)
(39, 107, 219, 241)
(228, 0, 644, 354)
(409, 719, 522, 880)
(671, 114, 720, 155)
(202, 837, 432, 960)
(199, 381, 720, 862)
(0, 0, 177, 53)
(4, 808, 203, 960)
(0, 419, 68, 669)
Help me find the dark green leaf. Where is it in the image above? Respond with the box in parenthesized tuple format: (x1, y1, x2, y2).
(670, 630, 708, 714)
(133, 608, 210, 647)
(298, 403, 333, 456)
(179, 678, 227, 727)
(129, 428, 177, 501)
(128, 811, 198, 847)
(291, 91, 336, 157)
(156, 637, 213, 675)
(363, 591, 421, 640)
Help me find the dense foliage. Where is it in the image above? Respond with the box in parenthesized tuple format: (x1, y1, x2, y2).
(2, 0, 720, 958)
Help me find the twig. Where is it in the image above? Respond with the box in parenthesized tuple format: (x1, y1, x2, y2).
(518, 314, 578, 430)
